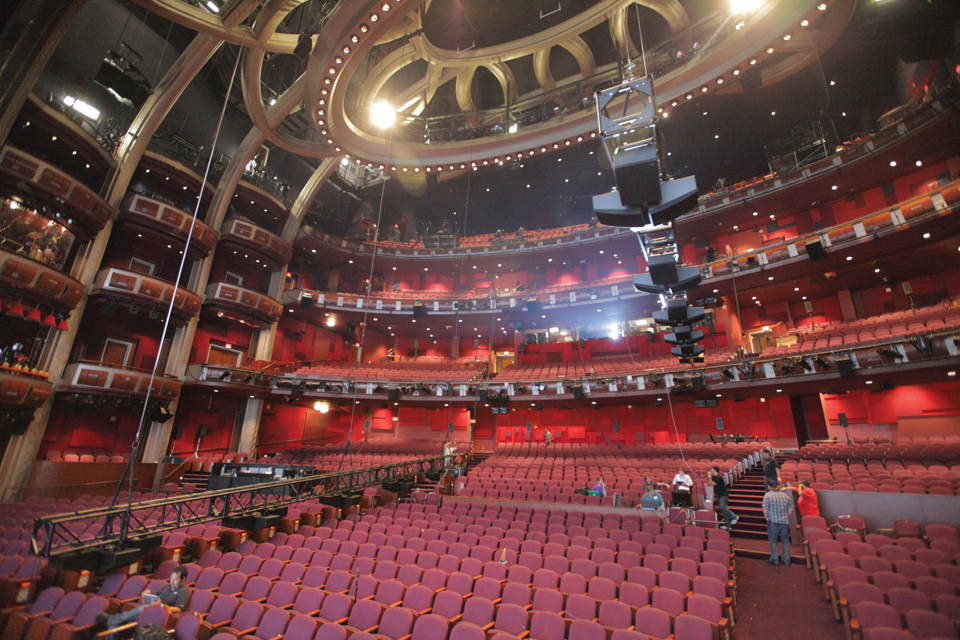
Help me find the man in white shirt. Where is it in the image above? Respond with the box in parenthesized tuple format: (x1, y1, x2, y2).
(672, 467, 694, 507)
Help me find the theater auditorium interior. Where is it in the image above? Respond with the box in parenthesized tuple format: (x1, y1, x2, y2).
(0, 0, 960, 639)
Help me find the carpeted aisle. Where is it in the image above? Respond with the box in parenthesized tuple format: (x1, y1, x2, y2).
(733, 557, 846, 640)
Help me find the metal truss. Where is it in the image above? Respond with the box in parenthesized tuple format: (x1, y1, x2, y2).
(32, 454, 447, 558)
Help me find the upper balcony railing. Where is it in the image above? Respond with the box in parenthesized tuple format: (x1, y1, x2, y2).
(685, 87, 960, 222)
(286, 273, 639, 316)
(346, 11, 730, 144)
(0, 246, 85, 311)
(701, 178, 960, 279)
(59, 362, 181, 401)
(296, 224, 631, 260)
(221, 218, 293, 266)
(91, 267, 202, 320)
(0, 146, 113, 236)
(205, 281, 283, 327)
(118, 194, 218, 255)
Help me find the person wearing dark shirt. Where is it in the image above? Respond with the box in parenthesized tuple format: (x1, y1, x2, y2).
(710, 465, 738, 528)
(762, 449, 780, 487)
(98, 565, 190, 635)
(638, 485, 665, 510)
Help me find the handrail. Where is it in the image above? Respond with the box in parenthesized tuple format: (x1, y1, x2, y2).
(33, 453, 453, 557)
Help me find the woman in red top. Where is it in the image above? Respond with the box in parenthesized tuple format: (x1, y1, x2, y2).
(787, 479, 820, 516)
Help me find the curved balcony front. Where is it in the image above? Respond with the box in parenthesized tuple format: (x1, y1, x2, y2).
(0, 370, 53, 409)
(0, 146, 112, 236)
(205, 281, 283, 327)
(59, 362, 181, 401)
(90, 267, 202, 321)
(118, 194, 217, 255)
(220, 219, 293, 268)
(285, 274, 645, 319)
(697, 177, 960, 296)
(0, 247, 85, 311)
(678, 95, 960, 238)
(295, 224, 633, 263)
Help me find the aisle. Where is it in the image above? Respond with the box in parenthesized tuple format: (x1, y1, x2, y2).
(733, 557, 845, 640)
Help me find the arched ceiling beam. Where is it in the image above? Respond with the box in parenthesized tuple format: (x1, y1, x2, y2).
(103, 0, 262, 208)
(410, 0, 687, 68)
(609, 6, 640, 62)
(455, 66, 478, 123)
(533, 48, 556, 93)
(124, 0, 315, 53)
(241, 0, 333, 157)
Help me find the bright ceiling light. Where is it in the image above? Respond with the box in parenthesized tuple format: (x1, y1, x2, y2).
(730, 0, 762, 13)
(206, 0, 219, 12)
(314, 401, 329, 413)
(370, 101, 396, 128)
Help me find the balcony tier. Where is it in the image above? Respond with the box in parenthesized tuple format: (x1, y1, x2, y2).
(0, 247, 85, 311)
(205, 281, 283, 327)
(0, 146, 112, 235)
(220, 218, 293, 266)
(91, 267, 202, 320)
(296, 224, 632, 262)
(0, 370, 53, 409)
(59, 363, 181, 401)
(119, 194, 217, 254)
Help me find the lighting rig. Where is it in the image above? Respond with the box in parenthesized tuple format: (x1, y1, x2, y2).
(591, 74, 701, 364)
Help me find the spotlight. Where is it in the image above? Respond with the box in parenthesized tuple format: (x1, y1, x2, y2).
(721, 368, 735, 380)
(370, 101, 396, 128)
(797, 357, 812, 372)
(910, 336, 934, 354)
(218, 370, 232, 381)
(813, 356, 829, 369)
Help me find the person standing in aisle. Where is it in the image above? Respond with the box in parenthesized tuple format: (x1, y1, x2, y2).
(762, 481, 794, 566)
(710, 465, 738, 529)
(762, 449, 780, 487)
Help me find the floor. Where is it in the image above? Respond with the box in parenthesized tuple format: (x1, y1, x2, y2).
(733, 557, 846, 640)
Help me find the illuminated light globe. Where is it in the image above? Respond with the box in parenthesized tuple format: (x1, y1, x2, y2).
(370, 101, 396, 128)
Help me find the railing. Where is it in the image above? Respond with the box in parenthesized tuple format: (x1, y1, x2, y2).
(220, 218, 293, 265)
(297, 224, 631, 259)
(32, 454, 449, 557)
(205, 281, 283, 325)
(119, 194, 218, 254)
(284, 275, 639, 316)
(346, 11, 730, 144)
(686, 89, 960, 220)
(701, 178, 960, 279)
(0, 146, 113, 234)
(0, 247, 86, 311)
(91, 267, 202, 319)
(264, 331, 959, 400)
(59, 362, 181, 401)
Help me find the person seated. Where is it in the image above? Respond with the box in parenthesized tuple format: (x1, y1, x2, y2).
(591, 477, 607, 498)
(638, 484, 665, 510)
(98, 565, 190, 636)
(672, 467, 694, 507)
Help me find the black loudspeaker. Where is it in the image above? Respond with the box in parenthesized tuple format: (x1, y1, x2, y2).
(527, 300, 538, 313)
(300, 295, 314, 309)
(197, 424, 208, 438)
(836, 358, 855, 377)
(364, 420, 371, 431)
(691, 376, 705, 392)
(838, 412, 848, 427)
(572, 386, 584, 400)
(172, 426, 184, 440)
(579, 339, 586, 348)
(716, 417, 724, 431)
(805, 238, 827, 261)
(479, 389, 488, 401)
(804, 301, 814, 314)
(413, 304, 424, 318)
(613, 154, 661, 207)
(902, 282, 913, 295)
(613, 421, 619, 433)
(474, 340, 480, 349)
(518, 344, 525, 353)
(388, 388, 398, 401)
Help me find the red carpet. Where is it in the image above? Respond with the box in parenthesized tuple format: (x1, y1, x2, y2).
(733, 557, 845, 640)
